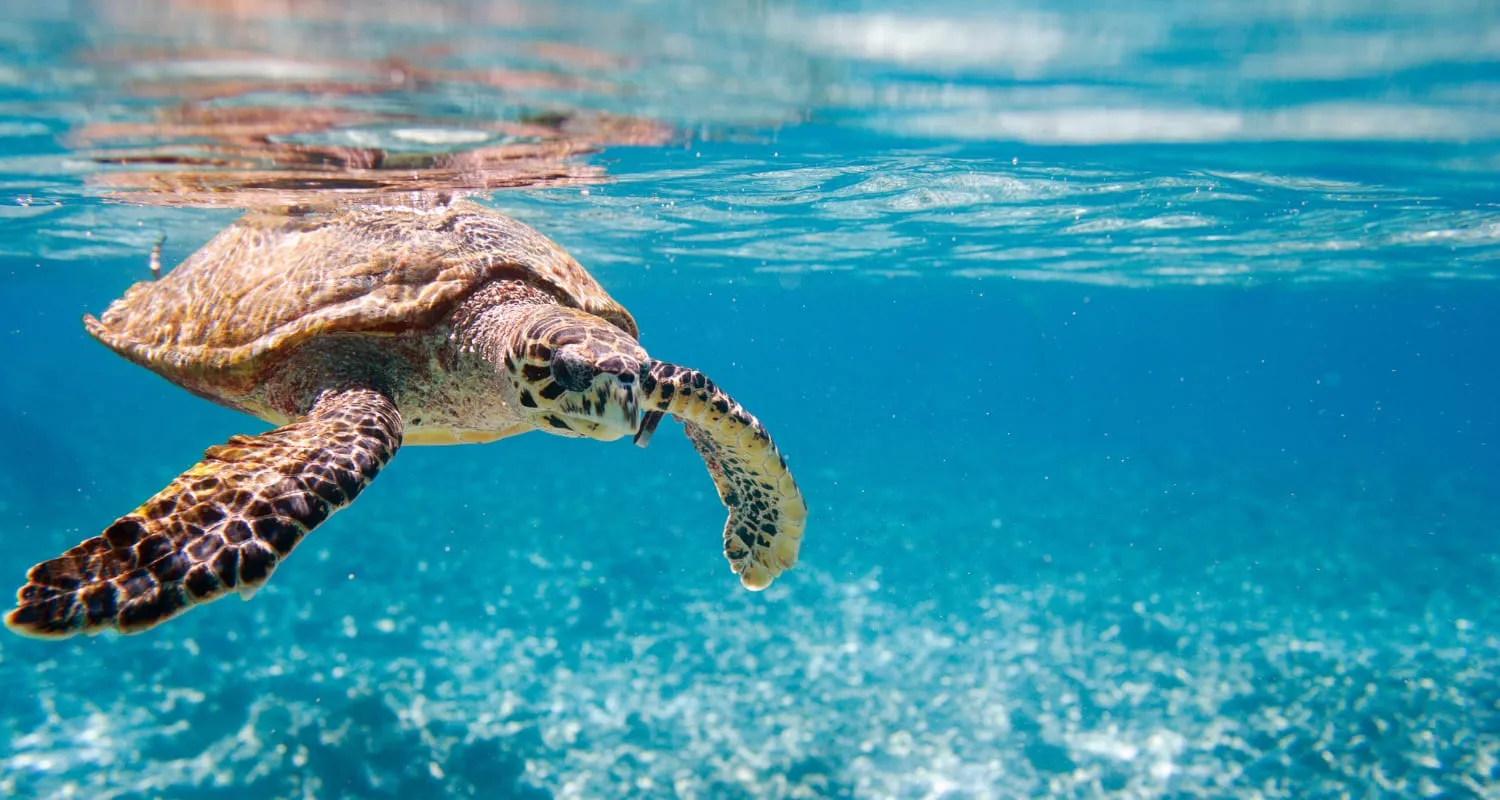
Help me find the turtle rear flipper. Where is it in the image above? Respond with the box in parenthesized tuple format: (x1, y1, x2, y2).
(5, 388, 401, 638)
(638, 361, 807, 591)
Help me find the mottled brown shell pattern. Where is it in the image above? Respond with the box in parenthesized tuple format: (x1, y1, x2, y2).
(84, 200, 637, 397)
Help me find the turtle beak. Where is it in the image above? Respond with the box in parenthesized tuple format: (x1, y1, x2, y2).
(602, 376, 639, 441)
(634, 410, 664, 448)
(622, 385, 640, 433)
(548, 369, 641, 442)
(633, 358, 662, 448)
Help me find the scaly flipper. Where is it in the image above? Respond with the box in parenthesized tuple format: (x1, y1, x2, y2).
(5, 388, 401, 638)
(637, 361, 807, 590)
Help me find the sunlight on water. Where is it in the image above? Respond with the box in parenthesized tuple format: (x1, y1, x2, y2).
(0, 0, 1497, 284)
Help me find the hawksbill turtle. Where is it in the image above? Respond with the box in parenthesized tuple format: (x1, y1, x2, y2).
(5, 200, 807, 638)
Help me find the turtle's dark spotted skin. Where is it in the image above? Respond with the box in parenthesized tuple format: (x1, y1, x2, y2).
(448, 279, 647, 441)
(498, 304, 647, 440)
(5, 201, 807, 639)
(639, 362, 805, 590)
(5, 389, 401, 637)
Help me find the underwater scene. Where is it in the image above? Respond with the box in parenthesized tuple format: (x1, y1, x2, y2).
(1, 1, 1497, 797)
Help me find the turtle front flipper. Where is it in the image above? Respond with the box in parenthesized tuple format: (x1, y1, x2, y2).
(5, 388, 401, 638)
(638, 361, 807, 591)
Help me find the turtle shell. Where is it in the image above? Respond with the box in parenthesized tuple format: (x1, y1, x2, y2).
(86, 200, 637, 396)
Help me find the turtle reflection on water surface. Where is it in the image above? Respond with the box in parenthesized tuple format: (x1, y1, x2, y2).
(6, 200, 807, 638)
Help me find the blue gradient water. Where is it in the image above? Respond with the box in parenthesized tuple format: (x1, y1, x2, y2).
(1, 2, 1498, 798)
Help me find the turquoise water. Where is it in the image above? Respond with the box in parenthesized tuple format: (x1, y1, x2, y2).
(2, 2, 1499, 798)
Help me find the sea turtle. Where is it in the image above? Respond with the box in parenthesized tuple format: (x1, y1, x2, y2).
(5, 199, 807, 638)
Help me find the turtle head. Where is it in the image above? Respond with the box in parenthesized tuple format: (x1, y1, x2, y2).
(504, 307, 647, 442)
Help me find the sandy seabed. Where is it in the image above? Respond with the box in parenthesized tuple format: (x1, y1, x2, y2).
(1, 443, 1495, 799)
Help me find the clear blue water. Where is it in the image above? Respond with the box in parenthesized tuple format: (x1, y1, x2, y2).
(2, 1, 1498, 798)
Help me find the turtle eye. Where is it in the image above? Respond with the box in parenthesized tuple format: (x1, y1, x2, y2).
(551, 347, 597, 392)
